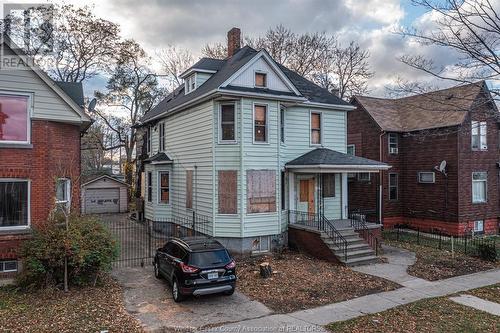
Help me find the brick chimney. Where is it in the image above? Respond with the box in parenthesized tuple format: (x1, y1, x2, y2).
(227, 27, 241, 58)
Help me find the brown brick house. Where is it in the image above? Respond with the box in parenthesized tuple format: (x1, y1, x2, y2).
(348, 81, 499, 235)
(0, 37, 91, 276)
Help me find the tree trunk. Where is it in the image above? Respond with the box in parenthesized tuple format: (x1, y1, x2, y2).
(259, 262, 272, 278)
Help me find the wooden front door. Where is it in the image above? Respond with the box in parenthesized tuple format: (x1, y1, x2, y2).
(298, 178, 315, 215)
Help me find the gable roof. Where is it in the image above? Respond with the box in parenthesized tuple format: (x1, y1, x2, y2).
(1, 35, 91, 126)
(141, 46, 351, 124)
(55, 81, 85, 108)
(353, 82, 489, 132)
(81, 174, 129, 187)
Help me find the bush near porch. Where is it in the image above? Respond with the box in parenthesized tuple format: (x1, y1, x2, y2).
(236, 251, 399, 313)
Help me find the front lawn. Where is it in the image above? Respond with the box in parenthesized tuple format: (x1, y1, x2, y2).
(327, 297, 500, 333)
(386, 240, 498, 281)
(0, 276, 143, 333)
(237, 251, 400, 313)
(468, 283, 500, 304)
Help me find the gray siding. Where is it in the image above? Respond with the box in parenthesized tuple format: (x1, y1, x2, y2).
(229, 57, 291, 92)
(144, 164, 173, 220)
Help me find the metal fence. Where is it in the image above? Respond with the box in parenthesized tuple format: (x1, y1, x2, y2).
(384, 227, 498, 259)
(103, 212, 212, 268)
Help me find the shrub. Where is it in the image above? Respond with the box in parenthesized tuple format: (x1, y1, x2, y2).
(18, 215, 119, 288)
(476, 243, 497, 262)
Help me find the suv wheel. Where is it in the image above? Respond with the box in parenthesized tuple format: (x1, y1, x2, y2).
(172, 279, 184, 302)
(224, 287, 235, 296)
(153, 261, 161, 279)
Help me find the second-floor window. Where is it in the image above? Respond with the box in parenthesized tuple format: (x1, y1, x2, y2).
(146, 127, 152, 154)
(471, 121, 487, 150)
(220, 104, 236, 142)
(280, 106, 285, 144)
(389, 133, 398, 154)
(158, 123, 165, 151)
(254, 105, 268, 143)
(472, 172, 487, 203)
(311, 112, 322, 145)
(0, 93, 30, 144)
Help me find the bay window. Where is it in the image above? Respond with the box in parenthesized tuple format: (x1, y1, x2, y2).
(158, 172, 169, 204)
(311, 112, 322, 145)
(254, 105, 268, 143)
(247, 170, 276, 213)
(0, 180, 29, 229)
(0, 93, 30, 144)
(220, 104, 236, 142)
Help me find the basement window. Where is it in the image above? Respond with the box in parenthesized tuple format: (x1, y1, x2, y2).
(0, 260, 18, 273)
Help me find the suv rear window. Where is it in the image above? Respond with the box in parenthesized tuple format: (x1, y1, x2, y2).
(189, 249, 230, 267)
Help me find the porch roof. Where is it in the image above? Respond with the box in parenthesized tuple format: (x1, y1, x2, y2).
(285, 148, 390, 172)
(143, 152, 173, 164)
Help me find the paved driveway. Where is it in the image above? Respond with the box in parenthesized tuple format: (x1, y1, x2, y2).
(112, 266, 271, 332)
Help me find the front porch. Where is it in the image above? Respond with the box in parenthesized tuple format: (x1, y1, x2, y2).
(284, 148, 390, 265)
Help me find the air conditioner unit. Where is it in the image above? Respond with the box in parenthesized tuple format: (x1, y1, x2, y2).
(390, 147, 399, 154)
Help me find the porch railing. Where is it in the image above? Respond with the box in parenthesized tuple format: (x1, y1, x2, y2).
(288, 210, 348, 262)
(349, 211, 380, 255)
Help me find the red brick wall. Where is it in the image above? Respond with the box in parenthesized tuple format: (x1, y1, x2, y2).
(0, 120, 82, 259)
(288, 226, 341, 264)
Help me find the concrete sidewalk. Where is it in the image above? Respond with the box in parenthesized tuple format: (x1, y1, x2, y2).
(202, 257, 500, 332)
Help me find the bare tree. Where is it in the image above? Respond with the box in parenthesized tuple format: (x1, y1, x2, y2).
(201, 41, 227, 59)
(156, 46, 194, 91)
(93, 40, 165, 187)
(314, 41, 374, 99)
(4, 4, 120, 82)
(399, 0, 500, 98)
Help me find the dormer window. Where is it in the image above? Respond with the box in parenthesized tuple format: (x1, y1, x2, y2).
(185, 74, 196, 94)
(255, 72, 267, 88)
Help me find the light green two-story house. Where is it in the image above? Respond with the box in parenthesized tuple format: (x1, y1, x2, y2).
(136, 28, 389, 263)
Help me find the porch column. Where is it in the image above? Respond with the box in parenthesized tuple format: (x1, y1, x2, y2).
(341, 173, 348, 219)
(288, 171, 295, 212)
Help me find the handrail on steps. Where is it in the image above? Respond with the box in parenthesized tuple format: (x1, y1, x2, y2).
(288, 210, 348, 262)
(349, 212, 380, 256)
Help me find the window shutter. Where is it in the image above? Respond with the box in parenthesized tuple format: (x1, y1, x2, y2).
(186, 170, 193, 209)
(218, 170, 237, 214)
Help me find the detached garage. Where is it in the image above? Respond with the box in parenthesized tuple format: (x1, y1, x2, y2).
(81, 175, 129, 214)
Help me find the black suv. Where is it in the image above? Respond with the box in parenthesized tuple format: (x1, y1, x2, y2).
(153, 237, 236, 302)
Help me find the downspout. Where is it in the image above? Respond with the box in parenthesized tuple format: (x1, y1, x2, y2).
(379, 131, 386, 226)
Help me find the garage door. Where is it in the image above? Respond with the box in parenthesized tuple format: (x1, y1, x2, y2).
(85, 188, 120, 214)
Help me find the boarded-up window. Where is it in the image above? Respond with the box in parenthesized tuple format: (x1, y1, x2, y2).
(311, 112, 321, 144)
(159, 172, 169, 204)
(186, 170, 193, 209)
(218, 170, 237, 214)
(247, 170, 276, 213)
(322, 174, 335, 197)
(299, 179, 309, 202)
(255, 72, 267, 87)
(254, 105, 267, 142)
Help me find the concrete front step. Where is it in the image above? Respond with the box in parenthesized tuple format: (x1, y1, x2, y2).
(322, 237, 367, 248)
(340, 255, 379, 267)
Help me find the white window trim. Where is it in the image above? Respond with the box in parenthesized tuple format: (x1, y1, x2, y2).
(55, 178, 71, 212)
(0, 91, 33, 145)
(0, 260, 18, 273)
(158, 122, 165, 152)
(157, 171, 170, 205)
(472, 171, 488, 204)
(474, 220, 484, 233)
(254, 70, 268, 88)
(218, 102, 237, 144)
(389, 173, 398, 201)
(251, 236, 271, 254)
(252, 103, 270, 145)
(0, 178, 31, 230)
(147, 172, 153, 203)
(418, 172, 435, 184)
(388, 133, 398, 154)
(471, 120, 488, 151)
(347, 144, 355, 156)
(310, 110, 323, 146)
(185, 73, 197, 94)
(280, 106, 286, 145)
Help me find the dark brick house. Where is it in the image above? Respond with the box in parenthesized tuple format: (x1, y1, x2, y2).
(0, 37, 91, 277)
(348, 82, 499, 235)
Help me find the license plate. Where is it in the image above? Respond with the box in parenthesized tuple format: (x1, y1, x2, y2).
(207, 272, 218, 280)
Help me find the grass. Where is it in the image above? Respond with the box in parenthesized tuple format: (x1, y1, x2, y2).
(468, 283, 500, 304)
(0, 276, 143, 333)
(385, 239, 498, 281)
(237, 251, 400, 313)
(327, 297, 500, 333)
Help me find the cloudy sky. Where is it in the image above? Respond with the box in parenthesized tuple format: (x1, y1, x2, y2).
(4, 0, 460, 97)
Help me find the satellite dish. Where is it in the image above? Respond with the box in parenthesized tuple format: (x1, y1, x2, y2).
(87, 98, 97, 113)
(439, 160, 447, 173)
